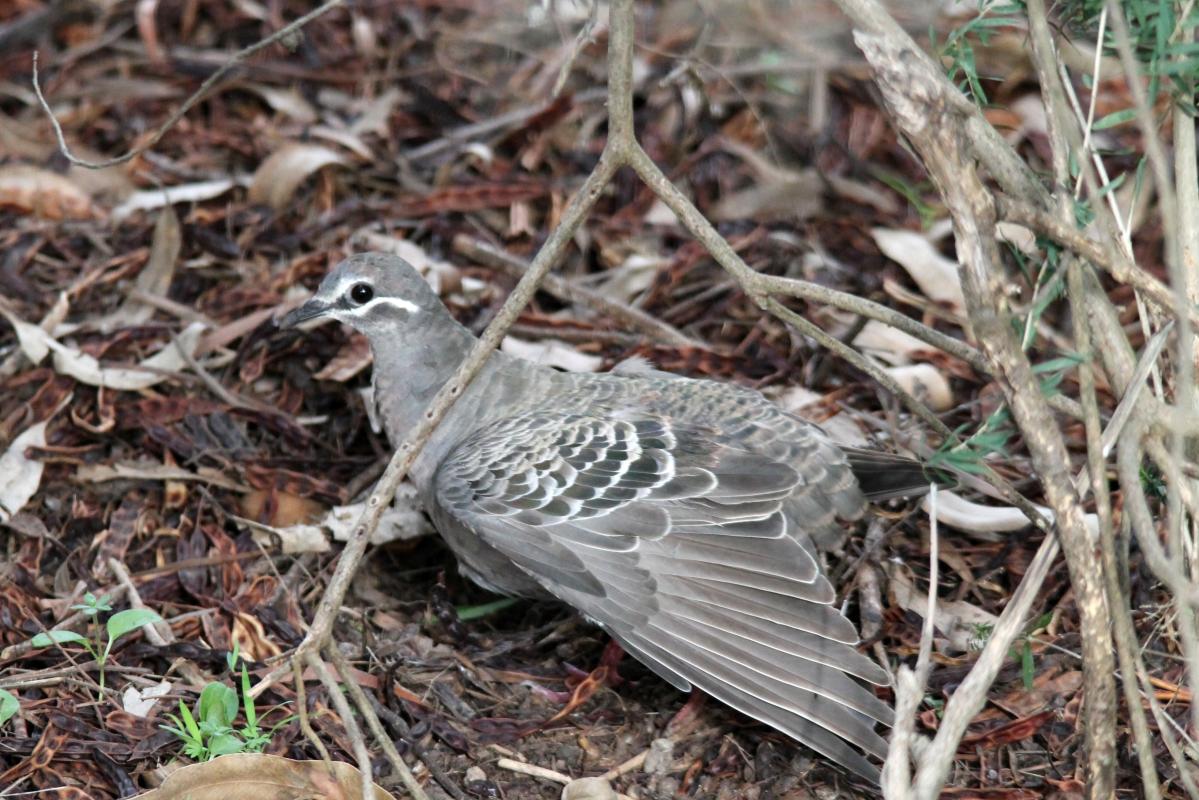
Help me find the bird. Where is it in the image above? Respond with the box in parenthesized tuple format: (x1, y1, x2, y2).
(281, 251, 932, 782)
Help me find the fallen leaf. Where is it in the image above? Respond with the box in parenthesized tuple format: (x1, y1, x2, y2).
(502, 337, 603, 372)
(852, 319, 936, 365)
(561, 776, 617, 800)
(0, 164, 100, 220)
(95, 204, 181, 332)
(240, 490, 326, 528)
(243, 83, 318, 123)
(888, 561, 999, 653)
(76, 461, 247, 493)
(248, 143, 347, 210)
(314, 332, 372, 381)
(925, 490, 1100, 539)
(0, 315, 207, 391)
(885, 363, 953, 411)
(0, 421, 48, 522)
(112, 178, 240, 222)
(326, 486, 433, 545)
(123, 680, 172, 718)
(871, 227, 966, 314)
(131, 753, 395, 800)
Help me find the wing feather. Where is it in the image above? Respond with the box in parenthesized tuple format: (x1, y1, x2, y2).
(434, 410, 888, 782)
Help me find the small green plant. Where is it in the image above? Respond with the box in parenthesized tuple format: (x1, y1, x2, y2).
(934, 2, 1026, 106)
(28, 595, 162, 692)
(1010, 613, 1053, 690)
(163, 645, 291, 760)
(0, 688, 18, 726)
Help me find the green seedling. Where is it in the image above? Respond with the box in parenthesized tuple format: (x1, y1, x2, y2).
(28, 599, 163, 693)
(163, 646, 293, 760)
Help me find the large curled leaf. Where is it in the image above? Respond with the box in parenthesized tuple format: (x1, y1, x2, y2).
(132, 753, 396, 800)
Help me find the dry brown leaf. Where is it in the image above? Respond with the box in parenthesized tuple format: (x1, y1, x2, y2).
(871, 227, 966, 314)
(711, 171, 824, 222)
(885, 363, 953, 411)
(76, 461, 247, 493)
(888, 561, 999, 654)
(502, 337, 603, 372)
(248, 143, 347, 210)
(133, 753, 395, 800)
(240, 490, 325, 528)
(314, 332, 372, 381)
(96, 204, 181, 332)
(0, 164, 100, 220)
(243, 84, 318, 123)
(326, 486, 434, 545)
(925, 490, 1099, 539)
(0, 315, 207, 390)
(561, 777, 618, 800)
(851, 319, 934, 365)
(0, 421, 48, 522)
(113, 179, 240, 222)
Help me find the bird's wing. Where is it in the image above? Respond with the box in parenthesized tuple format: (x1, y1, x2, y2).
(434, 410, 892, 781)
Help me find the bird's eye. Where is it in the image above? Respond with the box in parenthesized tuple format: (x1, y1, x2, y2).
(349, 283, 374, 305)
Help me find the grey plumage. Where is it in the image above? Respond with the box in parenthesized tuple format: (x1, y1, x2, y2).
(283, 252, 928, 782)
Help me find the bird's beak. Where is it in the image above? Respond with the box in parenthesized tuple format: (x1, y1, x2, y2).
(278, 298, 331, 329)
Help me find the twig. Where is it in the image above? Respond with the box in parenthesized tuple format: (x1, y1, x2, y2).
(748, 273, 991, 374)
(882, 484, 939, 797)
(855, 30, 1118, 799)
(451, 234, 703, 349)
(32, 0, 348, 170)
(995, 196, 1195, 325)
(305, 651, 389, 800)
(364, 693, 468, 800)
(323, 644, 430, 800)
(293, 657, 332, 765)
(495, 758, 570, 784)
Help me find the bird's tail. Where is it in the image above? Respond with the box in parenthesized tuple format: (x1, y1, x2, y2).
(842, 447, 946, 502)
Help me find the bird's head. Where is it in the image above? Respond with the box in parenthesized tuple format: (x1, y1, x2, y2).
(279, 252, 446, 336)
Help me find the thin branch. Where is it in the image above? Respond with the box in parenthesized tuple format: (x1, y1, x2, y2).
(854, 30, 1117, 798)
(451, 234, 704, 349)
(882, 485, 939, 798)
(995, 196, 1197, 326)
(305, 651, 399, 800)
(324, 644, 429, 800)
(32, 0, 347, 170)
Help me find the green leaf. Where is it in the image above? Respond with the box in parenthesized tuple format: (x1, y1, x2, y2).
(71, 592, 112, 615)
(30, 630, 89, 648)
(177, 700, 202, 741)
(1020, 640, 1035, 690)
(106, 608, 162, 643)
(1093, 108, 1137, 129)
(456, 597, 522, 621)
(198, 682, 238, 728)
(0, 689, 18, 726)
(207, 732, 245, 758)
(240, 665, 257, 730)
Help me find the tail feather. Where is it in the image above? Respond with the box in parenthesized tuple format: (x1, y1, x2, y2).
(841, 447, 944, 502)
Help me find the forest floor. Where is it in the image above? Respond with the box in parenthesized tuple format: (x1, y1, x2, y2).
(0, 2, 1170, 798)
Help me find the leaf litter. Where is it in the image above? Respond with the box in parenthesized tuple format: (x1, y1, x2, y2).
(0, 1, 1160, 798)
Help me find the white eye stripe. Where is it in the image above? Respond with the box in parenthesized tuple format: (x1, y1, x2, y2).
(345, 296, 419, 315)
